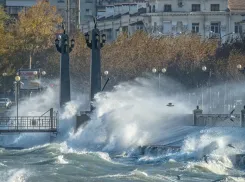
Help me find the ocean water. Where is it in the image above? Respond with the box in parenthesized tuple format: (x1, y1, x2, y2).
(1, 77, 245, 182)
(0, 135, 245, 182)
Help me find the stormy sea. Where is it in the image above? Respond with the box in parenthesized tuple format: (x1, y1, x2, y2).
(0, 77, 245, 182)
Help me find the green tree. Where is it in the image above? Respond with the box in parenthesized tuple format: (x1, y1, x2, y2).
(14, 0, 62, 69)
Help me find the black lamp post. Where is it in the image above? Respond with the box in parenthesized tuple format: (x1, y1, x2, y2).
(202, 66, 212, 113)
(2, 73, 7, 97)
(84, 18, 106, 103)
(55, 23, 75, 108)
(15, 75, 20, 130)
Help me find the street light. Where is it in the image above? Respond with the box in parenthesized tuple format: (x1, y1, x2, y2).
(41, 71, 46, 76)
(101, 70, 110, 91)
(2, 72, 7, 97)
(237, 64, 245, 73)
(104, 70, 109, 76)
(55, 23, 75, 107)
(15, 75, 20, 130)
(152, 67, 167, 92)
(202, 65, 212, 113)
(84, 17, 107, 103)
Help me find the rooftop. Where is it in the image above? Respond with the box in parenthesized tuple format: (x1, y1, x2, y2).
(228, 0, 245, 12)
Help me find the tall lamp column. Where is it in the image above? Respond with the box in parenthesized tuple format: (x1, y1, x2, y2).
(55, 23, 75, 107)
(84, 18, 106, 103)
(202, 66, 212, 113)
(15, 76, 20, 130)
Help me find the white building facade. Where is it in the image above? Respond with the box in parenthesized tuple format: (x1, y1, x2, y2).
(81, 0, 245, 42)
(144, 0, 243, 40)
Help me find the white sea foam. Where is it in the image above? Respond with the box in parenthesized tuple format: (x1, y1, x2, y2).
(0, 168, 31, 182)
(56, 155, 69, 164)
(130, 169, 148, 177)
(67, 77, 193, 152)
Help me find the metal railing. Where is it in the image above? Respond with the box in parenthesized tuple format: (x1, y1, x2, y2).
(0, 108, 58, 133)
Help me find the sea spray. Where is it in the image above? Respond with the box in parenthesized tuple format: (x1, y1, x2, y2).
(67, 77, 193, 152)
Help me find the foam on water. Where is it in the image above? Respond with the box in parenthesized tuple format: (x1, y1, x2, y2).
(0, 168, 31, 182)
(56, 155, 69, 164)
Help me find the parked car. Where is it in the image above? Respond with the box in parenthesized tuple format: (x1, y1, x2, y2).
(0, 98, 12, 109)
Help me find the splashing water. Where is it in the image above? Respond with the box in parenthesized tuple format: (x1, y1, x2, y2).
(0, 76, 245, 181)
(67, 77, 193, 152)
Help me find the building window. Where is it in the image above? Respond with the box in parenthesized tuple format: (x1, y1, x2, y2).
(211, 22, 220, 33)
(235, 22, 241, 33)
(192, 4, 200, 11)
(137, 25, 143, 30)
(152, 5, 155, 12)
(57, 0, 65, 2)
(85, 9, 90, 15)
(164, 4, 172, 12)
(6, 6, 25, 15)
(211, 4, 220, 11)
(192, 23, 199, 33)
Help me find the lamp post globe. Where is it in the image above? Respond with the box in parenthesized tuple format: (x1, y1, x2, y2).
(41, 71, 46, 76)
(33, 71, 38, 75)
(162, 68, 167, 73)
(15, 76, 20, 82)
(2, 73, 7, 77)
(104, 71, 109, 75)
(237, 64, 242, 69)
(152, 68, 157, 73)
(202, 66, 207, 71)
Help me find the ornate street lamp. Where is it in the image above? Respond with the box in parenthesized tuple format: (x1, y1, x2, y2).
(84, 17, 106, 103)
(55, 23, 75, 107)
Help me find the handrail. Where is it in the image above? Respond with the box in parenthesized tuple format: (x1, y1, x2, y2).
(40, 108, 52, 117)
(0, 115, 58, 132)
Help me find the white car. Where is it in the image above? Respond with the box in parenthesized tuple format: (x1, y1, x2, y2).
(0, 98, 12, 109)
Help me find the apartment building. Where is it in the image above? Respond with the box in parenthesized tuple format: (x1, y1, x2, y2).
(49, 0, 80, 34)
(144, 0, 244, 40)
(5, 0, 79, 34)
(81, 1, 147, 41)
(5, 0, 36, 17)
(81, 0, 245, 42)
